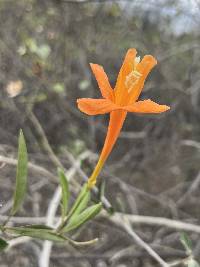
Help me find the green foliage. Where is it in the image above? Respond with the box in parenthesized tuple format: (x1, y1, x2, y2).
(6, 226, 66, 242)
(0, 238, 8, 251)
(70, 189, 90, 217)
(0, 139, 102, 245)
(67, 183, 89, 218)
(35, 93, 47, 102)
(11, 130, 28, 215)
(4, 181, 102, 242)
(180, 233, 200, 267)
(57, 183, 102, 233)
(180, 233, 192, 254)
(25, 38, 51, 60)
(62, 203, 102, 233)
(58, 168, 70, 220)
(53, 83, 65, 94)
(65, 189, 91, 227)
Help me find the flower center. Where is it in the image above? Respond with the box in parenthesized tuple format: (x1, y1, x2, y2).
(125, 56, 142, 93)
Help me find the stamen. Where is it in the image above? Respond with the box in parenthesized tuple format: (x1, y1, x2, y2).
(125, 56, 142, 93)
(125, 70, 142, 93)
(135, 56, 141, 66)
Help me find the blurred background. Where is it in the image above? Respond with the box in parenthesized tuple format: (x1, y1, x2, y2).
(0, 0, 200, 266)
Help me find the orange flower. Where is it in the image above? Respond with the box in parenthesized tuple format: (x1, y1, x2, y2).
(77, 48, 170, 188)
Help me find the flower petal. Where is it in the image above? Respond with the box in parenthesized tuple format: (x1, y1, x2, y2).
(123, 99, 170, 113)
(137, 55, 157, 79)
(129, 55, 157, 103)
(77, 98, 117, 115)
(114, 48, 137, 104)
(90, 63, 114, 100)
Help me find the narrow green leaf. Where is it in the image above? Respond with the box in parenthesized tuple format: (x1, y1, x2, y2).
(11, 130, 28, 215)
(67, 190, 90, 226)
(71, 190, 90, 217)
(0, 238, 8, 251)
(180, 233, 192, 254)
(58, 168, 70, 219)
(21, 225, 54, 230)
(6, 226, 65, 242)
(67, 183, 89, 218)
(57, 183, 89, 232)
(62, 202, 102, 233)
(106, 206, 115, 215)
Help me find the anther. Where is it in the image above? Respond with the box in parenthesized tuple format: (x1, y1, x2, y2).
(125, 70, 142, 93)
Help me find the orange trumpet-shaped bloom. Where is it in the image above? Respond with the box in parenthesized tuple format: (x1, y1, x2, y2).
(77, 48, 170, 188)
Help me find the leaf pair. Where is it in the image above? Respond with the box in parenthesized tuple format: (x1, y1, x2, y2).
(57, 172, 102, 233)
(63, 202, 102, 232)
(0, 131, 102, 247)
